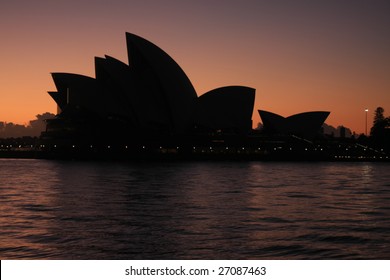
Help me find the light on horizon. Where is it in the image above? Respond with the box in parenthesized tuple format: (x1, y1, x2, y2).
(365, 108, 369, 135)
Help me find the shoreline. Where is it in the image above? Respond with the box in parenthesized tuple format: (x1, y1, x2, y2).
(1, 149, 389, 162)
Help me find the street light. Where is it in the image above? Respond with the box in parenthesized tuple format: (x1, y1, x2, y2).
(365, 108, 369, 135)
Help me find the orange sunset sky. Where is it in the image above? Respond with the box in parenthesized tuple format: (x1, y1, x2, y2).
(1, 0, 389, 134)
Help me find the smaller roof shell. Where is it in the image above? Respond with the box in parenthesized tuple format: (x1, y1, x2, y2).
(259, 110, 330, 136)
(196, 86, 255, 131)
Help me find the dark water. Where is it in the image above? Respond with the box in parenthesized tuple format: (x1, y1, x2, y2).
(1, 159, 389, 259)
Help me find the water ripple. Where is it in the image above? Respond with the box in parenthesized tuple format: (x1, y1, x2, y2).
(1, 160, 390, 259)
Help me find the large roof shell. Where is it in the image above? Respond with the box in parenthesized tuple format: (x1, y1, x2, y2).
(94, 56, 136, 122)
(126, 33, 197, 132)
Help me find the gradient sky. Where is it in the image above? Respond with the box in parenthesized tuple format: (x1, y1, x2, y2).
(1, 0, 389, 134)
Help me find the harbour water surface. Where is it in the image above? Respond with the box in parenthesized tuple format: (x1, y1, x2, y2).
(1, 159, 389, 259)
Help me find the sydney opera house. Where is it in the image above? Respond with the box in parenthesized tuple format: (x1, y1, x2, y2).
(44, 33, 255, 147)
(41, 32, 349, 159)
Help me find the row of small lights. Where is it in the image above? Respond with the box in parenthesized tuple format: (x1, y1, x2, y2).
(334, 155, 389, 159)
(1, 144, 387, 159)
(0, 145, 341, 152)
(0, 144, 34, 148)
(35, 144, 333, 152)
(2, 144, 388, 159)
(2, 143, 382, 154)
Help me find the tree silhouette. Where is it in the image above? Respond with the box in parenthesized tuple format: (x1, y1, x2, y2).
(0, 112, 55, 138)
(370, 107, 389, 138)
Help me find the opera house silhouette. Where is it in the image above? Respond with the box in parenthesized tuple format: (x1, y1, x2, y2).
(41, 32, 345, 159)
(45, 33, 255, 144)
